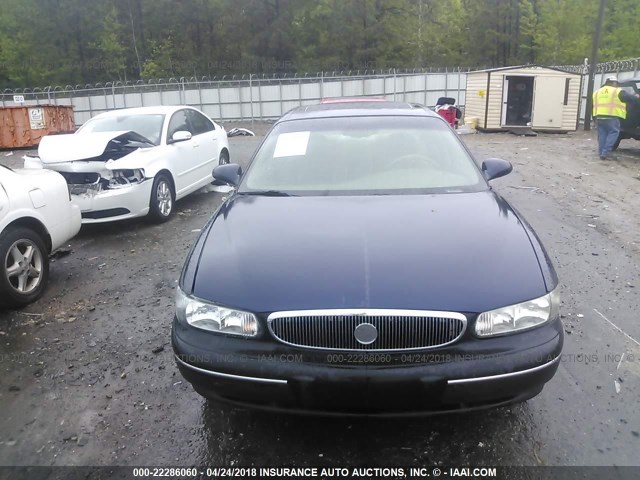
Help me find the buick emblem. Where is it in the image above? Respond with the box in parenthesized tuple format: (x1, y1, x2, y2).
(354, 323, 378, 345)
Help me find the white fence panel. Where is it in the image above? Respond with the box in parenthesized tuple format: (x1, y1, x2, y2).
(184, 89, 201, 105)
(113, 95, 126, 109)
(8, 62, 637, 125)
(260, 85, 280, 101)
(281, 83, 300, 101)
(384, 77, 396, 96)
(90, 95, 108, 111)
(124, 93, 143, 108)
(403, 75, 425, 92)
(161, 90, 181, 105)
(141, 91, 162, 106)
(220, 103, 241, 119)
(342, 79, 364, 97)
(363, 78, 385, 95)
(71, 97, 90, 113)
(200, 89, 219, 105)
(426, 91, 443, 106)
(220, 87, 240, 104)
(301, 83, 320, 100)
(428, 74, 447, 90)
(282, 100, 300, 112)
(261, 101, 282, 118)
(322, 80, 342, 98)
(201, 104, 221, 120)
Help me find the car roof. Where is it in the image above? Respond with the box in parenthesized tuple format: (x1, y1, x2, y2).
(277, 101, 439, 123)
(89, 105, 195, 119)
(619, 78, 640, 84)
(320, 97, 387, 104)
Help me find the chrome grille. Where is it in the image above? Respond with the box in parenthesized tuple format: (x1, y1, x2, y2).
(267, 309, 466, 351)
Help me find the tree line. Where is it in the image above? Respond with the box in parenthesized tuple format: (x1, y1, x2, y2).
(0, 0, 638, 88)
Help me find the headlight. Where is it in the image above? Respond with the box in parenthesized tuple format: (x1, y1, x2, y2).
(107, 169, 145, 188)
(475, 289, 560, 337)
(175, 288, 258, 336)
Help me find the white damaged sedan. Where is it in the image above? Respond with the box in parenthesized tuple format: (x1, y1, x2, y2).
(27, 106, 230, 223)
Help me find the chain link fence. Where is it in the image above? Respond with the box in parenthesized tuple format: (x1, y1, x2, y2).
(1, 68, 472, 126)
(2, 59, 639, 126)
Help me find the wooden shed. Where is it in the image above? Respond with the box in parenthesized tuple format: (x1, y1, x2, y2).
(0, 105, 75, 149)
(464, 65, 582, 132)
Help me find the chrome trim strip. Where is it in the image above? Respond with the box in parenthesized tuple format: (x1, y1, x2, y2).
(269, 308, 468, 319)
(174, 355, 288, 385)
(267, 309, 468, 352)
(447, 356, 561, 385)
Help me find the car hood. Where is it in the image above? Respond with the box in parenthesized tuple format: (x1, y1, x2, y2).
(190, 192, 551, 314)
(37, 131, 154, 164)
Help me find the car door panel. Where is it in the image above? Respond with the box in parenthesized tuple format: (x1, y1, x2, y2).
(166, 109, 201, 196)
(187, 110, 218, 187)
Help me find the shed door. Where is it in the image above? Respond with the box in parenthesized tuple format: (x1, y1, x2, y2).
(501, 76, 534, 126)
(532, 76, 565, 128)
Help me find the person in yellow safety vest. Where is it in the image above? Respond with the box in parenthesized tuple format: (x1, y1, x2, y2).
(592, 75, 640, 160)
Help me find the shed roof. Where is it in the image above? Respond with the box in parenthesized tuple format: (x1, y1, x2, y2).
(469, 65, 581, 76)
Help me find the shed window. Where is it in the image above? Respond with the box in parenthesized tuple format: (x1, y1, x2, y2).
(564, 79, 571, 106)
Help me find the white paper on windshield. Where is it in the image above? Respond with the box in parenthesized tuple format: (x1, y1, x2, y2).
(273, 131, 310, 158)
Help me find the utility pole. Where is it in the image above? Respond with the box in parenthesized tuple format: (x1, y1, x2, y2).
(584, 0, 606, 131)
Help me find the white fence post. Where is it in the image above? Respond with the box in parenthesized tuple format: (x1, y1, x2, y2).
(256, 76, 262, 121)
(249, 73, 254, 129)
(393, 68, 397, 102)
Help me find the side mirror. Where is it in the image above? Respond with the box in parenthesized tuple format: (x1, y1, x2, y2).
(168, 130, 192, 144)
(213, 163, 242, 187)
(481, 158, 513, 181)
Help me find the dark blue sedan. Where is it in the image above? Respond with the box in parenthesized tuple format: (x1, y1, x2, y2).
(172, 101, 562, 414)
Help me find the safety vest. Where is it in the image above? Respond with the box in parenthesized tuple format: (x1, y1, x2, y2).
(593, 86, 626, 119)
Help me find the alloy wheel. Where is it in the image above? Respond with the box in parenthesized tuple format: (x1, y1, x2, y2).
(4, 239, 43, 294)
(157, 181, 173, 216)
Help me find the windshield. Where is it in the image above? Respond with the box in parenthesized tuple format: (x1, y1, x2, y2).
(77, 114, 165, 146)
(239, 116, 486, 195)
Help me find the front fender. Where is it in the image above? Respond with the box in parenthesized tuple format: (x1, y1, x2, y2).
(105, 147, 173, 180)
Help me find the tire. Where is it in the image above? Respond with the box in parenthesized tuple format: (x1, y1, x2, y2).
(148, 174, 175, 223)
(219, 150, 230, 166)
(0, 227, 49, 308)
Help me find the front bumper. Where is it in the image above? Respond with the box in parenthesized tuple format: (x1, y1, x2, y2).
(71, 180, 153, 224)
(172, 316, 563, 415)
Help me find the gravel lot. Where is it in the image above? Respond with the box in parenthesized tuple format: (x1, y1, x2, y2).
(0, 125, 639, 468)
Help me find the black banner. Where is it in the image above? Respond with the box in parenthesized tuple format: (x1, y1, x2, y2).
(0, 466, 638, 480)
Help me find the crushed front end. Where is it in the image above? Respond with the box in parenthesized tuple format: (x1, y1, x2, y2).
(56, 168, 153, 223)
(29, 131, 156, 223)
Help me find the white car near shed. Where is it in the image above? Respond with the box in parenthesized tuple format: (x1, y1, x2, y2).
(27, 106, 230, 223)
(0, 165, 81, 308)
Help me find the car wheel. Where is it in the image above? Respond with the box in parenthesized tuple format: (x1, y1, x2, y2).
(148, 174, 175, 223)
(0, 227, 49, 308)
(219, 150, 230, 166)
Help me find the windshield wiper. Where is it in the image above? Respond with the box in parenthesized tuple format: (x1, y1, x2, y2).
(240, 190, 296, 197)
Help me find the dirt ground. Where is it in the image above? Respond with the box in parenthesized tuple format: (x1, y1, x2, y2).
(0, 126, 639, 470)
